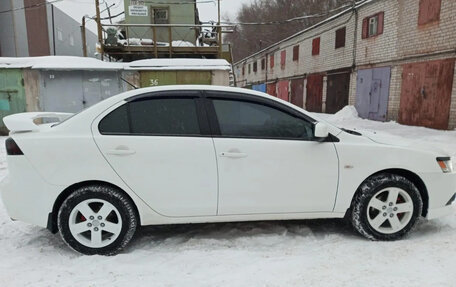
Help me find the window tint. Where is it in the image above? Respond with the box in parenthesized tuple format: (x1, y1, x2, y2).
(212, 99, 313, 140)
(129, 98, 200, 135)
(99, 104, 130, 134)
(99, 98, 200, 136)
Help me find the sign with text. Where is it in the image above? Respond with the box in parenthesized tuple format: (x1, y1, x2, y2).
(129, 5, 148, 17)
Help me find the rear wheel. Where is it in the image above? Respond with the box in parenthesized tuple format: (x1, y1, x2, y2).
(350, 173, 422, 240)
(57, 185, 138, 255)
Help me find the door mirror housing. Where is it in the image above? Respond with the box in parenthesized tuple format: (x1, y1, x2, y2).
(314, 122, 329, 139)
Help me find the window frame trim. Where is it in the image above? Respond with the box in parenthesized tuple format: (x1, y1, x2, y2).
(202, 91, 322, 142)
(98, 91, 210, 137)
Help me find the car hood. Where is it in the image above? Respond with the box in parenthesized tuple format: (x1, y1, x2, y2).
(357, 129, 450, 156)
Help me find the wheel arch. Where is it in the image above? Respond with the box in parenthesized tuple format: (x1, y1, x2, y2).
(47, 180, 141, 234)
(351, 168, 429, 217)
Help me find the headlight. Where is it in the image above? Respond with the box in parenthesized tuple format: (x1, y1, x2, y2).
(437, 157, 453, 173)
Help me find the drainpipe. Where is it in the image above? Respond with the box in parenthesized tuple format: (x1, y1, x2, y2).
(352, 0, 358, 69)
(52, 4, 56, 55)
(81, 16, 87, 57)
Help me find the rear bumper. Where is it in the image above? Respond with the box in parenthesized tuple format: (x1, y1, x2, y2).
(0, 156, 64, 228)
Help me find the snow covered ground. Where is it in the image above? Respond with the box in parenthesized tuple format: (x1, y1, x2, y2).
(1, 107, 456, 287)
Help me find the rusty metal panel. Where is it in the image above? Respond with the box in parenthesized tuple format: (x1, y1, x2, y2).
(24, 0, 50, 56)
(290, 78, 304, 108)
(326, 71, 350, 114)
(398, 59, 454, 130)
(293, 45, 299, 61)
(312, 38, 320, 56)
(277, 80, 289, 102)
(306, 74, 324, 112)
(355, 67, 390, 121)
(335, 27, 346, 49)
(418, 0, 441, 25)
(267, 82, 277, 97)
(280, 50, 286, 69)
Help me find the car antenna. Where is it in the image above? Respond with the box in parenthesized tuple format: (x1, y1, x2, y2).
(120, 77, 138, 89)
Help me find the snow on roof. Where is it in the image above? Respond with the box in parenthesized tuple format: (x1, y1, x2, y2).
(30, 56, 123, 70)
(0, 57, 34, 68)
(125, 58, 231, 71)
(0, 57, 232, 72)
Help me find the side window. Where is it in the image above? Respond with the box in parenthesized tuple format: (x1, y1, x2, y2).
(99, 104, 129, 134)
(212, 99, 313, 140)
(99, 98, 201, 136)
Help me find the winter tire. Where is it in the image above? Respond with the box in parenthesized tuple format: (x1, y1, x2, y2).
(57, 185, 138, 255)
(350, 173, 423, 241)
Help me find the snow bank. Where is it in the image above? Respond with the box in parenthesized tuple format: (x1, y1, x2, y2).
(331, 105, 359, 121)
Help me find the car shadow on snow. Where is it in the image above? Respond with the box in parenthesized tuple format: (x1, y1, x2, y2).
(125, 218, 361, 252)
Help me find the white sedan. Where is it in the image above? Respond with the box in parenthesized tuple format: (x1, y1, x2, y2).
(1, 86, 455, 255)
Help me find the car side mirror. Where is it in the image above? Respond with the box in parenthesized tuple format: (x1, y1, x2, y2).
(314, 122, 329, 139)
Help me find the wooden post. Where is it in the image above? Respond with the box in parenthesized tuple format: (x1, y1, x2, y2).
(218, 0, 222, 58)
(95, 0, 104, 58)
(81, 16, 87, 57)
(168, 26, 172, 58)
(152, 26, 158, 58)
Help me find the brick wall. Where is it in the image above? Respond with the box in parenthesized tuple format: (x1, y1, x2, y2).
(234, 0, 456, 129)
(397, 0, 456, 58)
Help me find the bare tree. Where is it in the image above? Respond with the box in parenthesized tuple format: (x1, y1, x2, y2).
(225, 0, 350, 62)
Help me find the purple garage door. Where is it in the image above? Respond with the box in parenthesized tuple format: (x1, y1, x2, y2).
(355, 67, 391, 121)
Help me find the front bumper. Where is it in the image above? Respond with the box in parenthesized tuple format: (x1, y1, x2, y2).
(421, 171, 456, 219)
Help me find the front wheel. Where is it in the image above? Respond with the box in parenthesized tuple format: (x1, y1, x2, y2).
(57, 185, 138, 255)
(350, 173, 423, 241)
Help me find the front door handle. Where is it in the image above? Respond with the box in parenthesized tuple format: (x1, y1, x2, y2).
(107, 146, 136, 156)
(220, 152, 248, 158)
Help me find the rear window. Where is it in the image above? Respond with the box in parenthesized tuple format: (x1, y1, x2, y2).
(99, 98, 201, 136)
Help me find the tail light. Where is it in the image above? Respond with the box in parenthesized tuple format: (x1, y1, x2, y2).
(5, 138, 23, 155)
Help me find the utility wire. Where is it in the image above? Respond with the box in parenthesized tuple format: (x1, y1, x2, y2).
(220, 2, 354, 26)
(0, 0, 64, 14)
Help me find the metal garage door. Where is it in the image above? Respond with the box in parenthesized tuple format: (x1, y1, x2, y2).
(306, 74, 324, 112)
(290, 78, 304, 108)
(0, 69, 26, 133)
(277, 80, 289, 101)
(326, 71, 350, 114)
(398, 59, 455, 130)
(267, 82, 277, 97)
(355, 67, 391, 121)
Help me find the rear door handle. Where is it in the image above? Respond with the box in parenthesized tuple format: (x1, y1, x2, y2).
(220, 152, 248, 158)
(107, 147, 136, 156)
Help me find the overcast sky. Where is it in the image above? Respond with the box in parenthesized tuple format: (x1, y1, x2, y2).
(53, 0, 252, 33)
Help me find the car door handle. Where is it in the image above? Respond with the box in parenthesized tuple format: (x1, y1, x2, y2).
(107, 148, 136, 156)
(220, 152, 248, 158)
